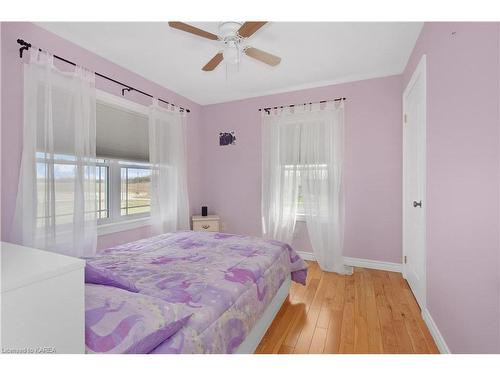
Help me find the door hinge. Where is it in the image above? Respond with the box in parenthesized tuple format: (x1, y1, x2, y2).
(404, 256, 407, 264)
(404, 114, 407, 123)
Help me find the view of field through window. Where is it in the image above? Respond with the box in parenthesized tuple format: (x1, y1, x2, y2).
(36, 154, 152, 224)
(120, 167, 151, 215)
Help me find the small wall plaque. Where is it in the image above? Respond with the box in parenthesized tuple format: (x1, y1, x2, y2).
(219, 131, 236, 146)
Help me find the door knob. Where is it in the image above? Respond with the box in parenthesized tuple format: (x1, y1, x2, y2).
(413, 200, 422, 208)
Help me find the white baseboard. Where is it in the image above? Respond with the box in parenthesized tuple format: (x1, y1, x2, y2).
(296, 250, 316, 261)
(343, 256, 402, 273)
(422, 308, 450, 354)
(296, 252, 402, 273)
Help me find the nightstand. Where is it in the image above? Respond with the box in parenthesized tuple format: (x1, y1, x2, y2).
(192, 215, 220, 232)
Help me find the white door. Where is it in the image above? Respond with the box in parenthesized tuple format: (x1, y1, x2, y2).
(403, 55, 427, 310)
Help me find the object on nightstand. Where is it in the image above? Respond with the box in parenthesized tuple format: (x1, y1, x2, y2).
(201, 206, 208, 216)
(192, 215, 220, 232)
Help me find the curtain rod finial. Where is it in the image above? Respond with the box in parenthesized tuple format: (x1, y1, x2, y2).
(17, 38, 31, 58)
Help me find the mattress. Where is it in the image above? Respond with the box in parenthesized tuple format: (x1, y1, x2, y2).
(86, 231, 308, 353)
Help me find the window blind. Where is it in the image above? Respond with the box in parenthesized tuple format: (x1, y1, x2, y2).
(96, 101, 149, 162)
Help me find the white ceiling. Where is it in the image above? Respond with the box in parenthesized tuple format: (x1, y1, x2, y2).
(37, 22, 423, 105)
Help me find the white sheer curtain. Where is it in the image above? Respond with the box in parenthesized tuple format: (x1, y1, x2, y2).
(12, 49, 97, 258)
(300, 102, 346, 273)
(148, 99, 190, 234)
(261, 101, 347, 273)
(261, 109, 301, 244)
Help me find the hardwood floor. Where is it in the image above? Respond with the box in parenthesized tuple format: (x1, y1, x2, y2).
(255, 261, 439, 354)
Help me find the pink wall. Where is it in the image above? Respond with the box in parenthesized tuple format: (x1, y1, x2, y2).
(0, 22, 203, 248)
(403, 22, 500, 353)
(200, 75, 403, 263)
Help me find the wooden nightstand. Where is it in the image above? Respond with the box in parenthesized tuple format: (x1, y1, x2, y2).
(192, 215, 220, 232)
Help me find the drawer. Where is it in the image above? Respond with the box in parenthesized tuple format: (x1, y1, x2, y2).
(193, 220, 220, 232)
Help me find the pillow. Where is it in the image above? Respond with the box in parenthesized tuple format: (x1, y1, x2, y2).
(85, 284, 191, 354)
(85, 263, 139, 293)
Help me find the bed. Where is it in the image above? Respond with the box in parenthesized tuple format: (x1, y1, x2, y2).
(84, 231, 308, 354)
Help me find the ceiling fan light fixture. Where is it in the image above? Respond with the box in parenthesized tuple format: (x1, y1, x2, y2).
(168, 21, 281, 71)
(223, 41, 240, 65)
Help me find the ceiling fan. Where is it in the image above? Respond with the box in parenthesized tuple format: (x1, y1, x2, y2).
(168, 21, 281, 71)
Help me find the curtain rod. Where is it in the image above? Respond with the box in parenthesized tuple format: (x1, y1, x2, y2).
(16, 39, 191, 113)
(258, 97, 346, 114)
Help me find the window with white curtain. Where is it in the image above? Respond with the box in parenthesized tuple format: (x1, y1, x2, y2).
(14, 50, 188, 255)
(293, 164, 329, 218)
(35, 152, 96, 227)
(13, 50, 98, 257)
(95, 91, 152, 231)
(261, 101, 346, 273)
(37, 93, 153, 229)
(282, 163, 329, 220)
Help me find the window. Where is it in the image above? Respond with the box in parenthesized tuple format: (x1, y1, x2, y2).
(287, 164, 329, 220)
(96, 159, 152, 226)
(36, 153, 77, 226)
(95, 90, 151, 231)
(36, 153, 151, 227)
(120, 162, 152, 216)
(36, 153, 109, 225)
(34, 91, 152, 234)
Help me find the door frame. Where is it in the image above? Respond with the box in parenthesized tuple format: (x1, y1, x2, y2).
(402, 54, 427, 310)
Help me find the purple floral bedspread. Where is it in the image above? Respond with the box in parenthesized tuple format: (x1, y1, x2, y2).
(86, 231, 308, 353)
(85, 284, 190, 354)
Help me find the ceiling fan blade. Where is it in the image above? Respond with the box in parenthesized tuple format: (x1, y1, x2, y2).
(202, 53, 224, 71)
(168, 22, 219, 41)
(238, 22, 267, 38)
(244, 47, 281, 66)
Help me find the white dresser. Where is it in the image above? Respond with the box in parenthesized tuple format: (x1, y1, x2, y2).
(192, 215, 220, 232)
(1, 242, 85, 354)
